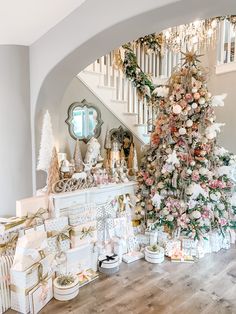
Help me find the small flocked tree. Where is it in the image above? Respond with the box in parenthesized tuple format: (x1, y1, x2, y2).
(137, 50, 236, 239)
(37, 110, 54, 173)
(47, 147, 60, 194)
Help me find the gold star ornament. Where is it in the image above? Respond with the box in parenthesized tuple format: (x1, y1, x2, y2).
(181, 49, 203, 65)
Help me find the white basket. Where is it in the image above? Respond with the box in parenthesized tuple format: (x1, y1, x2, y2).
(145, 246, 164, 264)
(53, 276, 79, 301)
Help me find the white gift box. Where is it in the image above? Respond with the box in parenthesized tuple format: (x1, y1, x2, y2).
(135, 233, 150, 246)
(122, 251, 144, 263)
(0, 217, 26, 236)
(44, 216, 68, 232)
(229, 229, 236, 244)
(70, 221, 97, 248)
(97, 202, 117, 220)
(19, 224, 45, 237)
(0, 232, 18, 256)
(64, 203, 96, 227)
(10, 254, 53, 314)
(157, 231, 170, 246)
(220, 231, 231, 250)
(29, 276, 53, 314)
(16, 195, 49, 220)
(47, 233, 71, 253)
(165, 239, 181, 257)
(12, 231, 48, 271)
(0, 255, 14, 313)
(209, 231, 221, 252)
(65, 243, 98, 275)
(200, 236, 212, 254)
(127, 236, 140, 252)
(113, 237, 127, 262)
(181, 238, 198, 256)
(113, 217, 127, 238)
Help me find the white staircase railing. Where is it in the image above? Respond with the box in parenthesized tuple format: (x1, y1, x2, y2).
(80, 44, 181, 142)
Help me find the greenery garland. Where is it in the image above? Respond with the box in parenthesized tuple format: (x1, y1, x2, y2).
(114, 15, 236, 108)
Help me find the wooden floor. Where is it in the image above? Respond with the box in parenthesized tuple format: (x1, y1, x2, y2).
(8, 245, 236, 314)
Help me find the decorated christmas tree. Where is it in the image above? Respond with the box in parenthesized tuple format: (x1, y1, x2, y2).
(37, 110, 54, 173)
(137, 50, 236, 239)
(47, 147, 60, 194)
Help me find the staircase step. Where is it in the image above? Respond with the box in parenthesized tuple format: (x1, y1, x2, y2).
(123, 112, 138, 116)
(98, 85, 115, 90)
(111, 99, 127, 104)
(143, 133, 151, 137)
(134, 123, 147, 126)
(83, 70, 103, 76)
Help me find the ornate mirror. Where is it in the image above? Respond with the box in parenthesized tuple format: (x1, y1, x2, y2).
(66, 99, 103, 143)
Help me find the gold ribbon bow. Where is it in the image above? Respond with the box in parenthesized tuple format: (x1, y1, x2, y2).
(80, 226, 96, 240)
(0, 234, 18, 254)
(47, 226, 71, 250)
(25, 208, 48, 227)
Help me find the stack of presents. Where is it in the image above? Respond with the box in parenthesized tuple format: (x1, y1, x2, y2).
(0, 193, 236, 313)
(0, 193, 142, 314)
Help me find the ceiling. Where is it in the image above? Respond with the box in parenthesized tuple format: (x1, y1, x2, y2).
(0, 0, 87, 45)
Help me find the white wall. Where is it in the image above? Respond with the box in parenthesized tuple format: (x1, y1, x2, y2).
(0, 46, 32, 216)
(36, 77, 142, 189)
(202, 48, 236, 154)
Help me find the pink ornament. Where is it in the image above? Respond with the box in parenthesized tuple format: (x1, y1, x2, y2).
(146, 178, 154, 186)
(173, 104, 182, 114)
(185, 93, 192, 101)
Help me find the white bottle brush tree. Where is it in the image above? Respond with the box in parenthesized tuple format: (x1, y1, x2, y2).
(37, 110, 54, 177)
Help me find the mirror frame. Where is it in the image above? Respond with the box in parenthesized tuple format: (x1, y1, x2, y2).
(65, 99, 103, 143)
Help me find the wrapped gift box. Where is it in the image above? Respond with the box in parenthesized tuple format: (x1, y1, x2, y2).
(165, 239, 181, 257)
(16, 195, 49, 220)
(65, 243, 98, 275)
(44, 216, 68, 232)
(98, 254, 119, 275)
(65, 203, 96, 227)
(47, 227, 71, 253)
(12, 231, 48, 271)
(78, 268, 99, 288)
(29, 276, 53, 314)
(157, 230, 170, 246)
(113, 237, 127, 261)
(70, 221, 97, 248)
(229, 229, 236, 244)
(122, 251, 144, 264)
(0, 255, 14, 313)
(135, 233, 150, 247)
(10, 255, 53, 314)
(0, 217, 26, 236)
(19, 224, 45, 237)
(220, 231, 231, 250)
(181, 238, 198, 256)
(127, 236, 140, 252)
(0, 232, 18, 256)
(200, 236, 212, 254)
(209, 231, 221, 252)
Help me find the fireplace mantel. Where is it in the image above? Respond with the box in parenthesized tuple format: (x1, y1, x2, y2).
(51, 181, 137, 216)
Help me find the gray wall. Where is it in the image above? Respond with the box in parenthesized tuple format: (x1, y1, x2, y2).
(202, 48, 236, 154)
(36, 77, 142, 189)
(0, 46, 32, 216)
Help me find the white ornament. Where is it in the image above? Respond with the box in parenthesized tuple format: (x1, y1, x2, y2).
(84, 137, 102, 165)
(218, 203, 225, 211)
(173, 104, 182, 114)
(190, 160, 196, 166)
(199, 167, 208, 176)
(166, 215, 174, 222)
(166, 150, 180, 166)
(152, 193, 162, 208)
(186, 120, 193, 127)
(191, 210, 201, 219)
(153, 86, 169, 98)
(179, 127, 187, 135)
(186, 169, 192, 175)
(37, 110, 54, 172)
(211, 93, 227, 107)
(192, 87, 198, 93)
(192, 102, 198, 109)
(198, 97, 206, 105)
